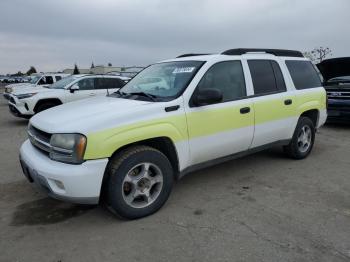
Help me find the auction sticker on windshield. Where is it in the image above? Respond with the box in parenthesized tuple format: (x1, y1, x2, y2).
(173, 67, 195, 74)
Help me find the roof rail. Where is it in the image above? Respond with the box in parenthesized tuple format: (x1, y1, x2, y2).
(176, 53, 211, 58)
(221, 48, 304, 57)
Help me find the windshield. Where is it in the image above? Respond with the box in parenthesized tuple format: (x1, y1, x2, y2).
(49, 75, 79, 89)
(30, 76, 41, 84)
(117, 61, 204, 101)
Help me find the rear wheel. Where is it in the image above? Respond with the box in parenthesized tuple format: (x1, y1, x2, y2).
(105, 146, 174, 219)
(284, 117, 315, 159)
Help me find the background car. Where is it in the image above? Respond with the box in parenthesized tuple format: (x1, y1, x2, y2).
(317, 57, 350, 122)
(3, 73, 69, 100)
(8, 74, 129, 118)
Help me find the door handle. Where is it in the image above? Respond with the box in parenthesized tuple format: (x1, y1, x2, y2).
(89, 93, 96, 96)
(284, 99, 292, 105)
(240, 107, 251, 114)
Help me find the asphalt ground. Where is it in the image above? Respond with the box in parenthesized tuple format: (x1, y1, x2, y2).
(1, 86, 350, 262)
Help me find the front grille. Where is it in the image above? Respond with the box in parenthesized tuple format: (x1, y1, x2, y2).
(28, 125, 52, 155)
(9, 96, 16, 104)
(326, 88, 350, 100)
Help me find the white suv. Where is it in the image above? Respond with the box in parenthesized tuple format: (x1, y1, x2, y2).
(19, 49, 327, 219)
(3, 73, 69, 100)
(8, 74, 129, 118)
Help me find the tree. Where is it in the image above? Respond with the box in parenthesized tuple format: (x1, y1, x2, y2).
(91, 62, 95, 69)
(13, 71, 24, 76)
(26, 66, 37, 75)
(108, 62, 112, 67)
(304, 47, 332, 63)
(73, 64, 80, 75)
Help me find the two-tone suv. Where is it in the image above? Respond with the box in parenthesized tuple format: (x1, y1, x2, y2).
(19, 49, 327, 219)
(8, 74, 128, 118)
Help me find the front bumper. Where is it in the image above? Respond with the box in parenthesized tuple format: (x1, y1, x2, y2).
(3, 93, 10, 100)
(20, 140, 109, 204)
(8, 95, 34, 118)
(327, 99, 350, 122)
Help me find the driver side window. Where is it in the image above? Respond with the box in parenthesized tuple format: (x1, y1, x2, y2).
(76, 78, 95, 90)
(196, 61, 247, 103)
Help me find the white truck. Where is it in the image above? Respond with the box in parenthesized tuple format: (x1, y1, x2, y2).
(3, 73, 69, 100)
(8, 74, 129, 118)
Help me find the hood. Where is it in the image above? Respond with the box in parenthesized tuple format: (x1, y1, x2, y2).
(317, 57, 350, 82)
(6, 83, 30, 88)
(30, 96, 155, 134)
(12, 86, 49, 95)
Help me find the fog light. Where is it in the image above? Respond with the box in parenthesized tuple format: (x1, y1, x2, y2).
(54, 180, 65, 190)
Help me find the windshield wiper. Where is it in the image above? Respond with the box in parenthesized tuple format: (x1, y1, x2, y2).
(128, 92, 157, 101)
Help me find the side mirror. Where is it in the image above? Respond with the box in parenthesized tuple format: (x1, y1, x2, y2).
(70, 84, 79, 93)
(192, 88, 223, 106)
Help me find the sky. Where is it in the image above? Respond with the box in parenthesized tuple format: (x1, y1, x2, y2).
(0, 0, 349, 74)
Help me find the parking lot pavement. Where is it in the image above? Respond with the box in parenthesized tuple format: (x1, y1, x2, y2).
(0, 93, 350, 262)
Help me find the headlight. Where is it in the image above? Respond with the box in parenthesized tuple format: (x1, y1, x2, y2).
(49, 134, 87, 164)
(15, 93, 37, 99)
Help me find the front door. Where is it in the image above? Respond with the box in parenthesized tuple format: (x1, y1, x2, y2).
(185, 60, 255, 165)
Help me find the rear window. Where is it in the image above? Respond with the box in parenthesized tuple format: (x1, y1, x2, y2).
(286, 61, 322, 90)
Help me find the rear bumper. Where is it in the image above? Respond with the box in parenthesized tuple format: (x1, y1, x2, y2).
(19, 140, 109, 204)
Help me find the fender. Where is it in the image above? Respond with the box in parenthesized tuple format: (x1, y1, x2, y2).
(84, 119, 188, 160)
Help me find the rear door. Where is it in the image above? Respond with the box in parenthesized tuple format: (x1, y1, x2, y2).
(247, 59, 296, 148)
(185, 60, 255, 165)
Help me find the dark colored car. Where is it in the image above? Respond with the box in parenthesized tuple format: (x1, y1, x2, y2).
(317, 57, 350, 122)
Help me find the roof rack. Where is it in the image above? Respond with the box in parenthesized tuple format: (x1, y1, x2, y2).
(176, 53, 211, 58)
(221, 48, 304, 57)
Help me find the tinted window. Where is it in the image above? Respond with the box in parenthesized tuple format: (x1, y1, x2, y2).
(45, 76, 54, 84)
(286, 60, 322, 90)
(37, 77, 46, 85)
(55, 76, 62, 81)
(271, 61, 286, 91)
(94, 78, 105, 90)
(77, 78, 95, 90)
(195, 61, 246, 103)
(248, 60, 284, 95)
(104, 78, 125, 89)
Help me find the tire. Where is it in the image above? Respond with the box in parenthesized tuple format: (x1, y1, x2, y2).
(35, 102, 58, 113)
(284, 117, 315, 159)
(105, 145, 174, 219)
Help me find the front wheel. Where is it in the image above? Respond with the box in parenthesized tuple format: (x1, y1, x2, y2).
(284, 117, 316, 159)
(105, 146, 174, 219)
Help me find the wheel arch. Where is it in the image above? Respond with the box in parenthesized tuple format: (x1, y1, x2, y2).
(299, 109, 319, 128)
(34, 98, 63, 113)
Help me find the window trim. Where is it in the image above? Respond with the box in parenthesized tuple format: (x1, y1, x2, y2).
(189, 60, 248, 107)
(247, 59, 288, 97)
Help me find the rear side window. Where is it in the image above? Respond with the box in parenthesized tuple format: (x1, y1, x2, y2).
(248, 60, 286, 95)
(286, 60, 322, 90)
(55, 76, 62, 81)
(104, 78, 126, 89)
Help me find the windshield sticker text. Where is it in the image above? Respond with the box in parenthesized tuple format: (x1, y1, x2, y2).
(172, 67, 195, 74)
